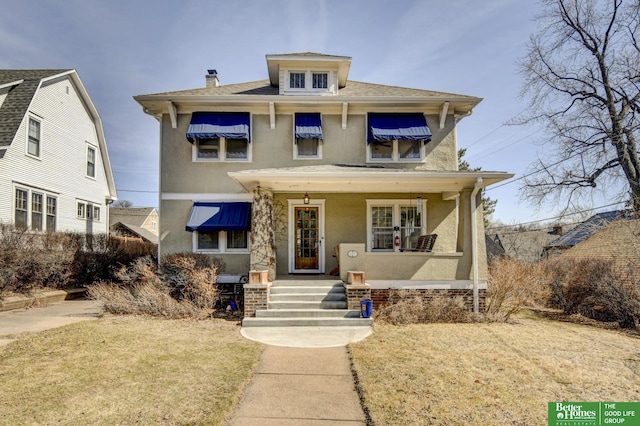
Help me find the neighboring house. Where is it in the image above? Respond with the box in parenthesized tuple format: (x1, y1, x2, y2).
(0, 69, 117, 233)
(543, 210, 632, 258)
(485, 234, 506, 263)
(493, 229, 559, 262)
(134, 52, 512, 309)
(560, 219, 640, 278)
(109, 207, 159, 244)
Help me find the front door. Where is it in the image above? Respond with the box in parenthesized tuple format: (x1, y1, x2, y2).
(294, 206, 319, 270)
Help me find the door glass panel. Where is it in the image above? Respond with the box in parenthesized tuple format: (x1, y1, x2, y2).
(295, 207, 319, 269)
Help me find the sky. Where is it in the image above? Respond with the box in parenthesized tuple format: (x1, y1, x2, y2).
(0, 0, 623, 226)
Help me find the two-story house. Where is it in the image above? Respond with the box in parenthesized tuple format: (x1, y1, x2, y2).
(0, 69, 117, 234)
(109, 207, 159, 244)
(134, 53, 512, 312)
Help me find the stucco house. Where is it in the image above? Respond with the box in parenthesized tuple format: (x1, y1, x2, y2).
(109, 207, 159, 244)
(134, 52, 512, 316)
(0, 69, 117, 234)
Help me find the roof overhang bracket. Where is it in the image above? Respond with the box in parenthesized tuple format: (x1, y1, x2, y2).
(269, 102, 276, 129)
(439, 101, 450, 129)
(341, 102, 348, 129)
(167, 101, 177, 129)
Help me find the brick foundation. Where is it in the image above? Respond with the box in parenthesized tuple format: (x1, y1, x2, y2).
(344, 283, 371, 310)
(243, 270, 271, 317)
(371, 288, 487, 312)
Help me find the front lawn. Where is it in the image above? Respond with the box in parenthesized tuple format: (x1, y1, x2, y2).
(350, 314, 640, 425)
(0, 316, 263, 425)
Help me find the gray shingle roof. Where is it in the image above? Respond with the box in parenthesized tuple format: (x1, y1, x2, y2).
(0, 69, 72, 147)
(546, 210, 632, 248)
(109, 207, 156, 228)
(143, 79, 475, 100)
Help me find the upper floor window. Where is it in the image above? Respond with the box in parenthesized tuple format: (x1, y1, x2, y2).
(367, 113, 432, 163)
(294, 113, 323, 159)
(27, 117, 41, 157)
(193, 137, 250, 161)
(87, 145, 96, 178)
(286, 71, 333, 94)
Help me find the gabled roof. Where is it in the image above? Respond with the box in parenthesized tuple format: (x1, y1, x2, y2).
(111, 222, 158, 244)
(546, 210, 632, 249)
(0, 69, 117, 200)
(0, 69, 72, 147)
(109, 207, 157, 228)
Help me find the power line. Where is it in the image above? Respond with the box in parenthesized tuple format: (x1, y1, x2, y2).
(117, 188, 158, 193)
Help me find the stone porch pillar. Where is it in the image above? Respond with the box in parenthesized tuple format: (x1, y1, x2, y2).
(250, 187, 276, 281)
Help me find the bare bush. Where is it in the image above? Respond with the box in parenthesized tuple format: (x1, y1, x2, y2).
(376, 290, 473, 325)
(487, 257, 552, 321)
(160, 253, 219, 310)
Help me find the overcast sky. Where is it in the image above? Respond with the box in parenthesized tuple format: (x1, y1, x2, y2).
(0, 0, 622, 226)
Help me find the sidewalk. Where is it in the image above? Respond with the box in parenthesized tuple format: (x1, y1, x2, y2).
(226, 345, 368, 425)
(0, 299, 102, 346)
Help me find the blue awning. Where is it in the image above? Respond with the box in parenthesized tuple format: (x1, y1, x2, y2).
(185, 202, 251, 232)
(367, 113, 432, 143)
(186, 112, 251, 143)
(295, 113, 323, 140)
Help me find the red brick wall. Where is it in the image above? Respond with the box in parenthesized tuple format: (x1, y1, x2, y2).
(371, 288, 487, 312)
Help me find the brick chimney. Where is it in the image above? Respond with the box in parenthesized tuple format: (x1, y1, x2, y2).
(206, 69, 219, 88)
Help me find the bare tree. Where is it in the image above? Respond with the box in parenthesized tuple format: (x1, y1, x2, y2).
(518, 0, 640, 214)
(111, 200, 133, 209)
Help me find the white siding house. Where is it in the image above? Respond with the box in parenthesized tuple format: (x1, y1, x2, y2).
(0, 70, 117, 233)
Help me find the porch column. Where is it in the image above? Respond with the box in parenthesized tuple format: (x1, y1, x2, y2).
(250, 187, 276, 281)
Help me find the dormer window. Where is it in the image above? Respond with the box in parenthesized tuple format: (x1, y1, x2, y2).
(285, 70, 334, 94)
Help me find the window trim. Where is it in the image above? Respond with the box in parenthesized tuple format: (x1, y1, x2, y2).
(366, 199, 427, 252)
(192, 137, 251, 162)
(26, 116, 42, 159)
(192, 230, 250, 254)
(76, 201, 101, 222)
(285, 70, 333, 94)
(86, 144, 97, 179)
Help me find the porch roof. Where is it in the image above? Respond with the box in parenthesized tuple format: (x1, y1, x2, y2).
(228, 165, 513, 193)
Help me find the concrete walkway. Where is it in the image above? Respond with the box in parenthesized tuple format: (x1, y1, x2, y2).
(0, 299, 102, 346)
(226, 345, 368, 425)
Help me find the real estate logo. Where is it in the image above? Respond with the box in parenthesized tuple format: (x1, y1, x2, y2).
(548, 402, 639, 426)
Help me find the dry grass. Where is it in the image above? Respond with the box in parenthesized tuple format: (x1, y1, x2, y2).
(0, 316, 263, 425)
(350, 314, 640, 425)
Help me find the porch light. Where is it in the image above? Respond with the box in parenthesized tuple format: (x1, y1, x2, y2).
(416, 196, 422, 216)
(303, 192, 310, 204)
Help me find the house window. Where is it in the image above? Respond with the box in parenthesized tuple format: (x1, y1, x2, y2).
(28, 117, 41, 157)
(194, 137, 249, 161)
(367, 200, 426, 252)
(31, 193, 43, 231)
(290, 72, 306, 89)
(14, 187, 57, 231)
(87, 146, 96, 178)
(152, 221, 157, 232)
(77, 202, 86, 219)
(369, 140, 425, 162)
(296, 137, 320, 158)
(312, 73, 328, 89)
(46, 196, 57, 231)
(93, 206, 101, 221)
(195, 230, 249, 252)
(15, 188, 28, 228)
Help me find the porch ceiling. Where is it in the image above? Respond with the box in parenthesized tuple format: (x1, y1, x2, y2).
(228, 165, 514, 193)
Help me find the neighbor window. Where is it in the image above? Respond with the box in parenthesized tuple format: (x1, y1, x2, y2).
(195, 230, 249, 252)
(367, 200, 426, 252)
(194, 137, 249, 161)
(27, 117, 41, 157)
(31, 193, 43, 231)
(15, 188, 28, 228)
(87, 145, 96, 178)
(369, 139, 425, 162)
(14, 187, 56, 231)
(77, 202, 86, 219)
(93, 206, 101, 221)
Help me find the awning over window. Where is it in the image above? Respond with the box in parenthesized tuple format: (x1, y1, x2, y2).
(367, 113, 432, 143)
(295, 113, 323, 140)
(186, 112, 251, 143)
(185, 202, 251, 232)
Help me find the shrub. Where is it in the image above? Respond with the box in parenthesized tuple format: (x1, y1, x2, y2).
(376, 290, 473, 325)
(487, 257, 552, 321)
(160, 253, 220, 310)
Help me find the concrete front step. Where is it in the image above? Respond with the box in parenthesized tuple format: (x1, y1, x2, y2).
(256, 309, 362, 318)
(270, 285, 344, 294)
(272, 280, 343, 287)
(269, 293, 347, 302)
(242, 317, 373, 327)
(268, 300, 348, 310)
